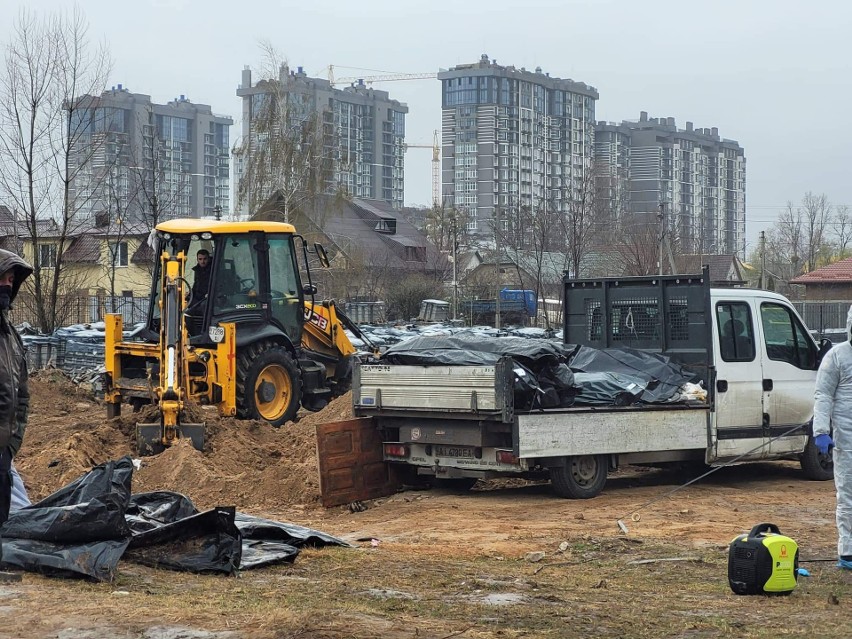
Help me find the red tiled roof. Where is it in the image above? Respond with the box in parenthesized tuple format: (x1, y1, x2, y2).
(790, 257, 852, 284)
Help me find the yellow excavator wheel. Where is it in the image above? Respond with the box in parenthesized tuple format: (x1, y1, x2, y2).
(254, 363, 294, 422)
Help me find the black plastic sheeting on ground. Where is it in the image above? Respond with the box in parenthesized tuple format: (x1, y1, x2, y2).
(382, 336, 699, 410)
(0, 457, 351, 581)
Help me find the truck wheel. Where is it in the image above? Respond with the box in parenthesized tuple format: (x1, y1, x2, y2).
(800, 435, 834, 481)
(236, 341, 302, 427)
(550, 455, 607, 499)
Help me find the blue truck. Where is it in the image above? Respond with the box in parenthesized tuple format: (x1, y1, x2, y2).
(465, 289, 537, 325)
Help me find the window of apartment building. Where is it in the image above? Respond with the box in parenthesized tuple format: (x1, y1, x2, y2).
(39, 244, 57, 268)
(109, 241, 129, 267)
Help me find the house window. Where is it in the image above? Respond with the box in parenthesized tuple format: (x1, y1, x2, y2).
(109, 241, 129, 267)
(405, 246, 426, 262)
(39, 244, 57, 268)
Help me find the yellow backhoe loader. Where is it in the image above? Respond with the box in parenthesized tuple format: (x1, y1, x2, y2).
(104, 218, 368, 455)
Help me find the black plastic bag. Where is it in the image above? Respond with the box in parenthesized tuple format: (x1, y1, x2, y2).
(126, 506, 241, 575)
(570, 346, 693, 403)
(0, 465, 352, 580)
(235, 513, 352, 569)
(0, 538, 129, 581)
(0, 457, 134, 580)
(572, 372, 646, 406)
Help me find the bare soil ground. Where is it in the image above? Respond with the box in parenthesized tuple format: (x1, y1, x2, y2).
(3, 370, 851, 638)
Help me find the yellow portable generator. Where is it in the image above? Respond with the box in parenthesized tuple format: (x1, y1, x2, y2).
(728, 523, 799, 595)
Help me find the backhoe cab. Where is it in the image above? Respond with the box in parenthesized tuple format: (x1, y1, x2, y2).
(104, 219, 356, 455)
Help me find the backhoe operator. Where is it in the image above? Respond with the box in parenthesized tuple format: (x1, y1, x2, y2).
(190, 249, 212, 305)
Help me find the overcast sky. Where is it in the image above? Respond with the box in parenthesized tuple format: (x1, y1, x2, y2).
(1, 0, 849, 254)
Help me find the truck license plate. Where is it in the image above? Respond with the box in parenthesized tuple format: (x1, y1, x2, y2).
(434, 445, 474, 458)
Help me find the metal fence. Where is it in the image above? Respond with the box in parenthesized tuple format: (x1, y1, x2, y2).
(10, 294, 149, 329)
(792, 301, 851, 332)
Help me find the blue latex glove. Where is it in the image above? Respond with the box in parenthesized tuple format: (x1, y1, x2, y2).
(815, 433, 834, 455)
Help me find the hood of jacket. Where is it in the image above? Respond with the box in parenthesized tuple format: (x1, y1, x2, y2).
(0, 249, 33, 304)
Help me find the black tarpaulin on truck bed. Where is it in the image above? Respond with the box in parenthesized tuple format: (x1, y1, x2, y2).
(383, 334, 580, 409)
(379, 335, 699, 409)
(569, 346, 697, 404)
(0, 457, 351, 580)
(382, 334, 577, 368)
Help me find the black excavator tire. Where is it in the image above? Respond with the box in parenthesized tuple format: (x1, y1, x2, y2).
(236, 340, 302, 427)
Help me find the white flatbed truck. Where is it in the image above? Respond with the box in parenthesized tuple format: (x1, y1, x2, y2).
(347, 271, 834, 499)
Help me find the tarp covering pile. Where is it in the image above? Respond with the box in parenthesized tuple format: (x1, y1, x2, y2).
(383, 335, 700, 410)
(0, 457, 350, 581)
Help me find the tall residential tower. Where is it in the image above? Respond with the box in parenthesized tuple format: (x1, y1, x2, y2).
(236, 65, 409, 215)
(595, 113, 746, 257)
(438, 54, 598, 238)
(68, 86, 232, 222)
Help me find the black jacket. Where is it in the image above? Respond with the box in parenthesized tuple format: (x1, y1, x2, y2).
(0, 249, 32, 456)
(191, 263, 211, 302)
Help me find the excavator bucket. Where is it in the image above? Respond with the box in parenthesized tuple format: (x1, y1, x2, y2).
(136, 422, 206, 457)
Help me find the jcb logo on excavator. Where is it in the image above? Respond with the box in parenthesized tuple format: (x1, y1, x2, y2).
(308, 312, 329, 331)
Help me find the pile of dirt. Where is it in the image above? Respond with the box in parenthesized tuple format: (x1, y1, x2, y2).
(16, 371, 356, 512)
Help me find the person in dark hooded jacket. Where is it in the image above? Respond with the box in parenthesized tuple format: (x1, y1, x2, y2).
(0, 248, 33, 528)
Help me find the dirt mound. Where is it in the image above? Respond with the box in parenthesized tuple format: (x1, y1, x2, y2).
(17, 374, 355, 512)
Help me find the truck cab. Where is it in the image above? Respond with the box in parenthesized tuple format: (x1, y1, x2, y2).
(710, 288, 829, 466)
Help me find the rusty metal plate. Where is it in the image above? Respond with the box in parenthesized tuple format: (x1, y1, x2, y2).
(315, 417, 400, 508)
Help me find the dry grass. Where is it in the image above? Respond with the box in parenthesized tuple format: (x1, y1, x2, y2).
(6, 539, 852, 638)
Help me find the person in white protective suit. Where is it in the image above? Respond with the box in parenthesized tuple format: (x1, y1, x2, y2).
(813, 305, 852, 568)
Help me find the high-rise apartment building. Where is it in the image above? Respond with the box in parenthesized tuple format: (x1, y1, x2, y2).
(235, 65, 408, 215)
(68, 85, 232, 221)
(595, 112, 746, 257)
(438, 54, 598, 238)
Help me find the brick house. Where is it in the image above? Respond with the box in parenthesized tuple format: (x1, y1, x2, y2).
(789, 258, 852, 301)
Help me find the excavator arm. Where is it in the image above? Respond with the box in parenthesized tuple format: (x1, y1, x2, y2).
(301, 300, 380, 394)
(135, 250, 205, 454)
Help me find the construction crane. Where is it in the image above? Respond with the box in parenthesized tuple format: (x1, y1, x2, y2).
(327, 65, 436, 88)
(326, 65, 441, 206)
(404, 130, 441, 207)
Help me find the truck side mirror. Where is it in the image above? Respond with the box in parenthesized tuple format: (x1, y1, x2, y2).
(816, 337, 833, 368)
(302, 283, 318, 296)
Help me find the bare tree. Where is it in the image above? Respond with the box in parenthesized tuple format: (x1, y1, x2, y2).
(96, 170, 137, 309)
(513, 200, 569, 328)
(424, 200, 475, 255)
(0, 7, 111, 332)
(614, 217, 662, 276)
(763, 193, 835, 291)
(236, 42, 337, 221)
(834, 204, 852, 259)
(562, 163, 605, 278)
(800, 192, 832, 271)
